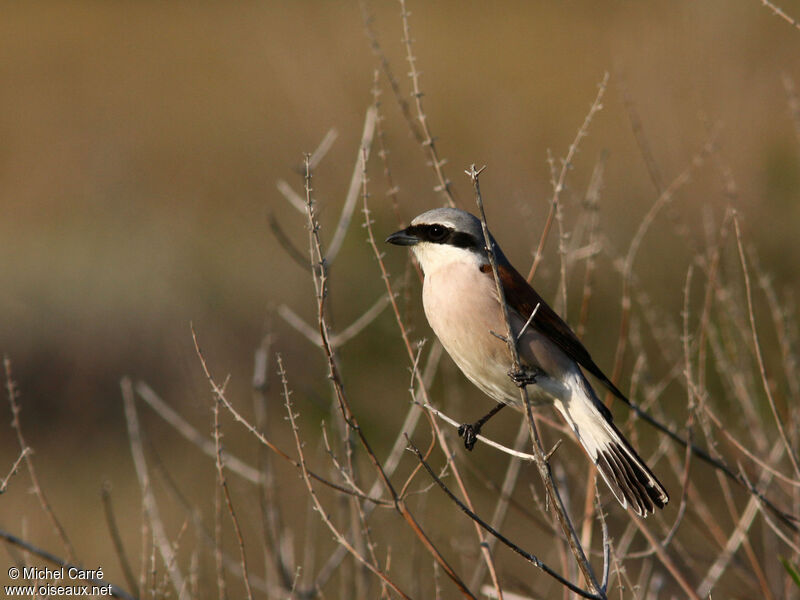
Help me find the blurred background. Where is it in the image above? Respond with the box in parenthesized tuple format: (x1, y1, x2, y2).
(1, 1, 799, 596)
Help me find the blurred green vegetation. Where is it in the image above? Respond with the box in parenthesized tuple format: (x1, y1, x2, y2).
(1, 1, 799, 595)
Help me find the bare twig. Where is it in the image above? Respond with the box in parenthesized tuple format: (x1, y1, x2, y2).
(576, 154, 606, 544)
(0, 447, 29, 494)
(608, 136, 715, 404)
(135, 381, 262, 484)
(325, 107, 378, 262)
(370, 68, 406, 225)
(703, 404, 800, 487)
(618, 77, 664, 194)
(269, 212, 311, 268)
(594, 488, 611, 593)
(277, 129, 339, 214)
(279, 355, 412, 600)
(413, 401, 536, 460)
(5, 357, 76, 561)
(309, 128, 340, 170)
(361, 2, 424, 145)
(121, 377, 186, 598)
(308, 152, 478, 597)
(469, 421, 538, 590)
(0, 528, 137, 600)
(399, 0, 457, 207)
(408, 438, 603, 599)
(630, 519, 701, 600)
(101, 483, 140, 597)
(362, 149, 504, 597)
(733, 213, 800, 478)
(756, 0, 800, 32)
(193, 331, 255, 600)
(278, 293, 390, 349)
(527, 73, 609, 282)
(277, 178, 308, 214)
(250, 333, 297, 592)
(697, 440, 783, 597)
(468, 165, 604, 596)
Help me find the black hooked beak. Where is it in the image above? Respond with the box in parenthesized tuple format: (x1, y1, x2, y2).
(385, 228, 419, 246)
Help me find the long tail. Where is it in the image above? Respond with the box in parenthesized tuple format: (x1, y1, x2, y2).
(554, 374, 669, 517)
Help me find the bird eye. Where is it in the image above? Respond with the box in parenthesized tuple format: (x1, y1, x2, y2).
(428, 225, 448, 241)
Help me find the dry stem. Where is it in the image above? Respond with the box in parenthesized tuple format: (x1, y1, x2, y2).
(468, 165, 605, 597)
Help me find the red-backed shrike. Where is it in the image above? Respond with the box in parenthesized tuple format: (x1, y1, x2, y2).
(387, 207, 668, 516)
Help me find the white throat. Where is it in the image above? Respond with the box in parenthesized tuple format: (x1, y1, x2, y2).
(411, 242, 485, 276)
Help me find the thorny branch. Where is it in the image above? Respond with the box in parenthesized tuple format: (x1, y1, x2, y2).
(408, 439, 604, 600)
(527, 73, 609, 282)
(304, 153, 479, 598)
(468, 165, 606, 597)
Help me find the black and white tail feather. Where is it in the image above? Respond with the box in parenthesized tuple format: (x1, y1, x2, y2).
(556, 373, 669, 517)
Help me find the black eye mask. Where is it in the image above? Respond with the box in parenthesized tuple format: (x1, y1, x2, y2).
(404, 224, 479, 249)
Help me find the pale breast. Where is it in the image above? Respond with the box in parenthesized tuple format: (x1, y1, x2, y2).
(422, 260, 523, 404)
(421, 259, 573, 408)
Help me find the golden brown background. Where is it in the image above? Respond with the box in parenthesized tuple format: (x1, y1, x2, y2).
(1, 1, 799, 596)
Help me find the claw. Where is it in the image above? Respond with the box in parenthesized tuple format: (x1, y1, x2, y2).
(457, 423, 479, 451)
(508, 366, 543, 387)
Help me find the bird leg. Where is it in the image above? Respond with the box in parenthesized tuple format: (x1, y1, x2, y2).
(458, 402, 507, 451)
(508, 365, 544, 388)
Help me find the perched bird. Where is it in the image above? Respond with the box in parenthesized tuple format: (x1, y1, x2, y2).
(387, 207, 668, 516)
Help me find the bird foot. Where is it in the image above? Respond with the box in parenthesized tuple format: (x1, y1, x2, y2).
(508, 366, 543, 388)
(457, 423, 480, 451)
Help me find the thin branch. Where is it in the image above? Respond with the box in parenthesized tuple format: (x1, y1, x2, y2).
(269, 212, 312, 268)
(517, 303, 542, 342)
(630, 519, 701, 600)
(325, 106, 378, 263)
(101, 483, 140, 598)
(618, 77, 664, 194)
(413, 401, 536, 460)
(407, 439, 603, 600)
(278, 128, 339, 213)
(309, 128, 340, 170)
(278, 293, 390, 349)
(527, 73, 609, 282)
(332, 293, 391, 347)
(609, 135, 715, 403)
(399, 0, 457, 207)
(703, 403, 800, 487)
(469, 421, 535, 591)
(135, 381, 262, 484)
(279, 355, 413, 600)
(311, 340, 445, 592)
(250, 332, 297, 593)
(362, 148, 502, 597)
(733, 212, 800, 478)
(756, 0, 800, 32)
(0, 447, 29, 494)
(4, 357, 76, 562)
(576, 154, 607, 543)
(468, 165, 603, 596)
(308, 152, 477, 598)
(697, 440, 783, 597)
(277, 179, 308, 214)
(594, 488, 611, 593)
(278, 303, 325, 346)
(360, 2, 425, 145)
(180, 335, 391, 506)
(371, 68, 406, 226)
(197, 341, 255, 600)
(121, 377, 186, 598)
(0, 528, 137, 600)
